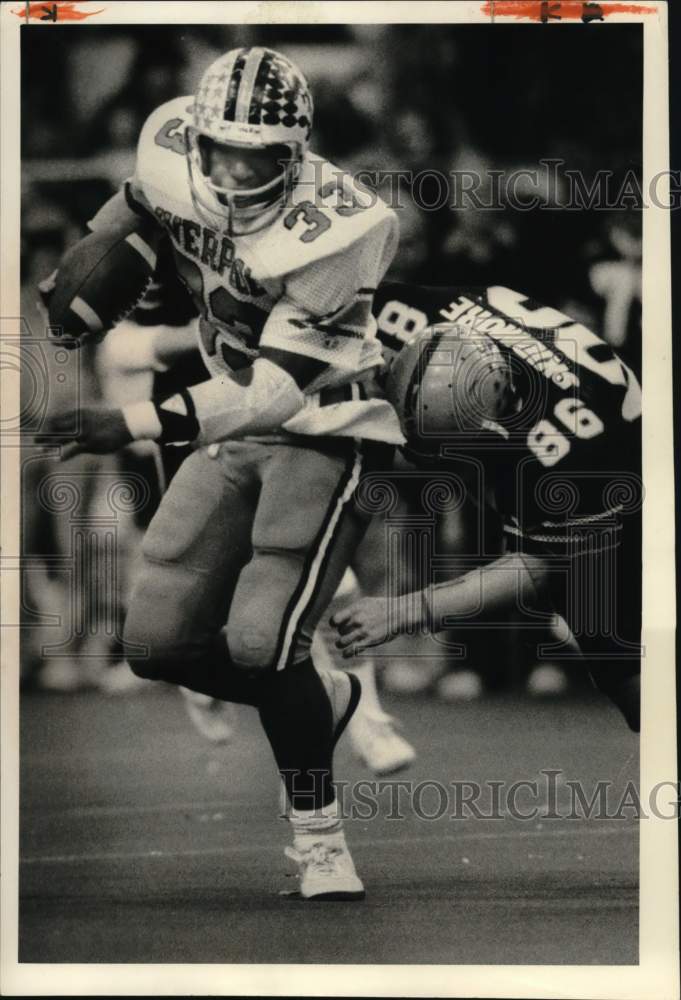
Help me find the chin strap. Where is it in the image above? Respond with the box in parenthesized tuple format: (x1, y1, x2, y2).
(186, 132, 297, 237)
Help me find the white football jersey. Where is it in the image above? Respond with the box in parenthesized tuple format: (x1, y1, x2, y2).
(126, 96, 403, 443)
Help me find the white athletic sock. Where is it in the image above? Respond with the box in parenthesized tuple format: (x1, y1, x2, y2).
(290, 799, 344, 847)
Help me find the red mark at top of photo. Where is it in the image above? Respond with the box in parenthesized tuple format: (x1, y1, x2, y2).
(480, 1, 657, 18)
(12, 2, 105, 21)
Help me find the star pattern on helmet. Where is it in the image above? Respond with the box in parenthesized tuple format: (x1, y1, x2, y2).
(197, 58, 235, 111)
(195, 49, 312, 141)
(196, 98, 223, 128)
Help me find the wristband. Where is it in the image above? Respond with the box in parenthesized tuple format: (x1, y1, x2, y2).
(154, 388, 201, 443)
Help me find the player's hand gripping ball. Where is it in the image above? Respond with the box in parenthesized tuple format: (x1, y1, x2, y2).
(46, 217, 162, 348)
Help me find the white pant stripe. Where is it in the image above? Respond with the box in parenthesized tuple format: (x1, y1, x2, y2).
(275, 446, 363, 671)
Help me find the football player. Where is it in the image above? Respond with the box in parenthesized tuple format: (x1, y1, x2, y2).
(94, 277, 415, 768)
(332, 283, 642, 733)
(38, 47, 403, 900)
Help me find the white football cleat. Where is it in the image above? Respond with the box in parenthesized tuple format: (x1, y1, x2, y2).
(180, 688, 234, 744)
(348, 712, 416, 775)
(284, 834, 365, 900)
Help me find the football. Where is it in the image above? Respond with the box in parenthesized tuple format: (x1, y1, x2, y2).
(48, 218, 162, 341)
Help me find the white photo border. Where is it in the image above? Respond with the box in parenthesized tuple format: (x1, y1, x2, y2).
(1, 2, 676, 997)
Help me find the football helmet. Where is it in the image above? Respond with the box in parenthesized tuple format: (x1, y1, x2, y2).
(386, 323, 514, 456)
(186, 47, 313, 235)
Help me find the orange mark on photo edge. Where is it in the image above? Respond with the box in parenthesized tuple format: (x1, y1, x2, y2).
(481, 1, 657, 18)
(11, 2, 105, 20)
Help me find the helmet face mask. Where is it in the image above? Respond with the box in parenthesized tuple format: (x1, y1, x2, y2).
(186, 130, 300, 234)
(186, 47, 313, 235)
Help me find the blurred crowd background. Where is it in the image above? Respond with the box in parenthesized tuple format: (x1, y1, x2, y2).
(20, 23, 643, 704)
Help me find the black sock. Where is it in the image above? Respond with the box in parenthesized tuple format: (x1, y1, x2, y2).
(257, 657, 335, 811)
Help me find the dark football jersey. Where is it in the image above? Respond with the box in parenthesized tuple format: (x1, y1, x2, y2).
(372, 282, 642, 544)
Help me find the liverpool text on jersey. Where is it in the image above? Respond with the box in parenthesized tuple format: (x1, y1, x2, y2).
(153, 206, 266, 297)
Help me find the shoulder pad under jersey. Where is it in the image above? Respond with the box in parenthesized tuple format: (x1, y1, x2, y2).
(133, 96, 194, 214)
(246, 154, 398, 281)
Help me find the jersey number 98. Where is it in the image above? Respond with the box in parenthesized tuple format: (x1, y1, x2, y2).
(528, 399, 604, 467)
